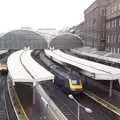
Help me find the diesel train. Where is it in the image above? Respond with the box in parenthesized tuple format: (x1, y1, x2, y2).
(38, 51, 84, 94)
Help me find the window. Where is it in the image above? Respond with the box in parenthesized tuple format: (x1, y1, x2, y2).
(108, 35, 110, 43)
(117, 48, 120, 53)
(111, 6, 113, 13)
(114, 5, 117, 11)
(114, 20, 116, 27)
(108, 22, 110, 29)
(119, 19, 120, 26)
(119, 4, 120, 9)
(112, 20, 114, 28)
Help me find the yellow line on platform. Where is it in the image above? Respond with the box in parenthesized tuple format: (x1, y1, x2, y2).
(84, 90, 120, 115)
(12, 87, 29, 120)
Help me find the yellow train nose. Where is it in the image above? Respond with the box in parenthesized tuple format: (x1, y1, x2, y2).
(69, 79, 83, 89)
(0, 65, 8, 71)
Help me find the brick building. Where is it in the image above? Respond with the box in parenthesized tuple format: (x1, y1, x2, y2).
(71, 0, 120, 53)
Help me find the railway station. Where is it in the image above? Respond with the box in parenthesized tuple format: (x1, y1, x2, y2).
(0, 29, 119, 120)
(0, 0, 120, 120)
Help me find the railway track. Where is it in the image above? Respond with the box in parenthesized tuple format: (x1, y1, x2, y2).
(0, 52, 11, 120)
(0, 75, 8, 120)
(0, 50, 30, 120)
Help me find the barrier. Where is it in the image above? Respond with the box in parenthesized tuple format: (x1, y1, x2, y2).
(36, 84, 68, 120)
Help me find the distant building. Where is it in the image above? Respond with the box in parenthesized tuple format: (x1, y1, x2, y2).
(37, 28, 58, 44)
(70, 0, 120, 53)
(106, 0, 120, 53)
(37, 28, 58, 35)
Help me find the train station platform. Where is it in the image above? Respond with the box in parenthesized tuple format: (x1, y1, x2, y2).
(40, 81, 120, 120)
(45, 49, 120, 80)
(7, 50, 55, 119)
(71, 47, 120, 65)
(85, 78, 120, 107)
(45, 49, 120, 97)
(7, 50, 54, 83)
(15, 83, 40, 120)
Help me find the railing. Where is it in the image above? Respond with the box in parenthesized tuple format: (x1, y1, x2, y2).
(36, 85, 68, 120)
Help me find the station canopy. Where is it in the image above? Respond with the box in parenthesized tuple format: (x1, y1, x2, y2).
(50, 33, 83, 49)
(0, 30, 47, 49)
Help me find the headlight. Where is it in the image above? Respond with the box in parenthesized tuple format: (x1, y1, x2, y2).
(71, 80, 78, 85)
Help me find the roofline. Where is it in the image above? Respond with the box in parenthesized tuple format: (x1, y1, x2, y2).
(84, 0, 97, 14)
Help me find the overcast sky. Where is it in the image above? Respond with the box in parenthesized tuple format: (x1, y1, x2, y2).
(0, 0, 95, 33)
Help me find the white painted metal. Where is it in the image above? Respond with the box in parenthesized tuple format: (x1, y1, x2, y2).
(45, 49, 120, 80)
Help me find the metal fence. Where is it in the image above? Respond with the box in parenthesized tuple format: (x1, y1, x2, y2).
(35, 85, 68, 120)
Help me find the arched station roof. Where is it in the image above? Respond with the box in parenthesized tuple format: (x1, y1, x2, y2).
(0, 30, 47, 49)
(50, 33, 83, 49)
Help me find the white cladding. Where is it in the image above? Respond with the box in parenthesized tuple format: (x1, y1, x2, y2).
(45, 49, 120, 80)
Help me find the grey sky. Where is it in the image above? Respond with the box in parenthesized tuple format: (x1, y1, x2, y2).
(0, 0, 95, 33)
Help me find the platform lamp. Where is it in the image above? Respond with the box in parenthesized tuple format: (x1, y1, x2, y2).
(68, 94, 92, 120)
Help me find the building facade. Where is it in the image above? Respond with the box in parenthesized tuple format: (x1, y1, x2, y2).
(106, 0, 120, 53)
(71, 0, 120, 53)
(84, 1, 99, 48)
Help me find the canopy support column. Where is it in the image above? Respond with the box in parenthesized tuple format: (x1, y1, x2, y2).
(33, 82, 36, 104)
(109, 80, 113, 97)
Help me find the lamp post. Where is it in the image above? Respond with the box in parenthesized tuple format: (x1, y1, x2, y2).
(68, 94, 92, 120)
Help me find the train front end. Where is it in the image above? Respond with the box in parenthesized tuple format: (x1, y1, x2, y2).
(68, 79, 83, 94)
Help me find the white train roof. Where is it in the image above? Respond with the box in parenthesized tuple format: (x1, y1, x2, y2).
(45, 49, 120, 80)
